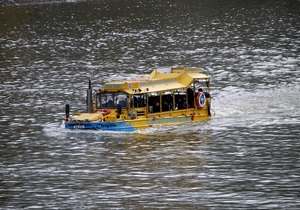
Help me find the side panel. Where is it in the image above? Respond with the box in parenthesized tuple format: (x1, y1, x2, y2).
(65, 121, 135, 132)
(65, 105, 211, 132)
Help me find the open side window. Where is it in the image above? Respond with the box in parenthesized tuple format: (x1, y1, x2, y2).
(131, 94, 147, 108)
(161, 91, 173, 112)
(174, 90, 187, 110)
(148, 92, 160, 113)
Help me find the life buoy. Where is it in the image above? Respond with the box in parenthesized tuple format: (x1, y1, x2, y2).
(97, 108, 111, 116)
(196, 92, 206, 109)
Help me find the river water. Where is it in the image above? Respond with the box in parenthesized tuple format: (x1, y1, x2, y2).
(1, 0, 300, 209)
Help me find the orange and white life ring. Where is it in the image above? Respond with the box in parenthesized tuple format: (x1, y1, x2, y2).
(196, 92, 206, 109)
(97, 108, 111, 116)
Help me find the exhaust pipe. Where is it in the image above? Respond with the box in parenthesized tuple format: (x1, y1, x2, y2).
(86, 78, 93, 113)
(65, 104, 70, 120)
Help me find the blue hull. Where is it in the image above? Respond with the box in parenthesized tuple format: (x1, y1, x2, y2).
(65, 121, 135, 132)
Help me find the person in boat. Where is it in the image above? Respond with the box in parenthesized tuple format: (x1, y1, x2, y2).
(107, 96, 114, 107)
(117, 96, 127, 107)
(153, 101, 160, 113)
(177, 97, 186, 110)
(162, 100, 170, 112)
(197, 88, 210, 98)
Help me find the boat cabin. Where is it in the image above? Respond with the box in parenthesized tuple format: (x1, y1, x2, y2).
(95, 67, 210, 120)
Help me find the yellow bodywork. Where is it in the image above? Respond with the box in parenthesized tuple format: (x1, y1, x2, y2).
(73, 113, 103, 122)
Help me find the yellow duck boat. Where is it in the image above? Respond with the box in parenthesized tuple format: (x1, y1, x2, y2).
(65, 67, 211, 132)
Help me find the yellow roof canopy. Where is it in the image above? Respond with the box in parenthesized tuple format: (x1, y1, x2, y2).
(103, 67, 210, 94)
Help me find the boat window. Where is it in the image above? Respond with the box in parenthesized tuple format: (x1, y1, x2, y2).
(148, 93, 160, 113)
(116, 92, 128, 108)
(195, 80, 209, 93)
(131, 94, 146, 108)
(174, 90, 187, 110)
(96, 93, 101, 108)
(98, 92, 128, 108)
(162, 92, 173, 112)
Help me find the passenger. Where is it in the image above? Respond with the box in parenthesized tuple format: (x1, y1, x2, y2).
(107, 99, 114, 107)
(149, 106, 154, 113)
(132, 96, 138, 107)
(197, 88, 210, 98)
(153, 101, 160, 113)
(204, 91, 210, 98)
(177, 97, 186, 110)
(197, 88, 203, 94)
(162, 101, 170, 112)
(118, 96, 127, 107)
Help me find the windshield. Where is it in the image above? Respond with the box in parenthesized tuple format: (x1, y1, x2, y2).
(97, 92, 128, 108)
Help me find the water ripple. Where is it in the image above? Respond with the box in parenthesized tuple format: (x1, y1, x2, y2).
(1, 0, 300, 209)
